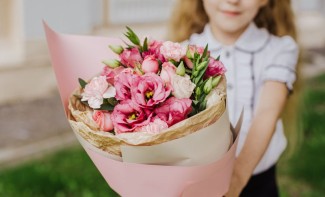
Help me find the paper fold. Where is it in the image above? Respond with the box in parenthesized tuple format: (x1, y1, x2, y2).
(121, 109, 232, 166)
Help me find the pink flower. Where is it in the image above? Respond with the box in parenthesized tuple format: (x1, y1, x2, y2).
(205, 58, 227, 78)
(160, 41, 186, 62)
(184, 45, 206, 69)
(141, 55, 159, 74)
(111, 100, 152, 133)
(81, 76, 116, 109)
(120, 47, 143, 68)
(187, 45, 205, 58)
(135, 118, 168, 134)
(100, 66, 124, 85)
(92, 110, 114, 132)
(131, 73, 171, 108)
(143, 39, 165, 62)
(160, 62, 177, 84)
(114, 70, 139, 101)
(184, 57, 194, 69)
(155, 97, 192, 126)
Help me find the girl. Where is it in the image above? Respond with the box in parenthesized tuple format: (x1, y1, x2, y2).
(169, 0, 299, 196)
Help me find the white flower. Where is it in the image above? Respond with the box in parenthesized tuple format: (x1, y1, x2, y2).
(206, 89, 222, 108)
(171, 74, 196, 99)
(81, 76, 116, 109)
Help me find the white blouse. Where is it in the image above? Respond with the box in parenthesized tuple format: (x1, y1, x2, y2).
(187, 23, 299, 174)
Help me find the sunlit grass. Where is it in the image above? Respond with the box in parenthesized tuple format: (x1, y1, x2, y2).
(278, 74, 325, 197)
(0, 146, 119, 197)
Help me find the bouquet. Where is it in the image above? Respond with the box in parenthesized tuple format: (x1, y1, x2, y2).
(45, 23, 242, 197)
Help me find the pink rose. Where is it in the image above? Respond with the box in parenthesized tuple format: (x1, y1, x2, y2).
(100, 66, 124, 85)
(81, 76, 116, 109)
(114, 70, 139, 101)
(111, 100, 152, 133)
(131, 73, 171, 108)
(92, 110, 114, 132)
(205, 58, 227, 78)
(155, 97, 192, 126)
(135, 118, 168, 134)
(160, 62, 177, 84)
(141, 55, 159, 74)
(120, 47, 143, 68)
(160, 41, 186, 62)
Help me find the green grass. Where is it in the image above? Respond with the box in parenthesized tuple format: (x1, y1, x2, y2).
(0, 146, 119, 197)
(278, 74, 325, 197)
(0, 74, 325, 197)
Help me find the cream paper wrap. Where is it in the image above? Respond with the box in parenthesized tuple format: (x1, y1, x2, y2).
(68, 77, 232, 166)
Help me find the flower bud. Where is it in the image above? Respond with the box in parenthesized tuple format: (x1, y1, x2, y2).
(212, 75, 221, 88)
(102, 59, 121, 68)
(109, 45, 124, 55)
(141, 55, 159, 74)
(195, 87, 201, 96)
(176, 61, 186, 76)
(186, 46, 193, 59)
(197, 61, 208, 71)
(192, 70, 199, 77)
(203, 77, 213, 94)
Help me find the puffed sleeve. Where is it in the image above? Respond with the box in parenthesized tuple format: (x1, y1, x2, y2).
(262, 36, 299, 92)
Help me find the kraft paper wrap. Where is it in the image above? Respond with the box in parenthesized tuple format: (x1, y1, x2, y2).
(68, 77, 228, 159)
(44, 22, 242, 196)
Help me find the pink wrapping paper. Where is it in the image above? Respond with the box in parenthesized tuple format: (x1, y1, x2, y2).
(44, 22, 240, 197)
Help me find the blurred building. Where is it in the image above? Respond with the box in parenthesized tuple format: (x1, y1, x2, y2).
(0, 0, 175, 104)
(293, 0, 325, 48)
(0, 0, 175, 67)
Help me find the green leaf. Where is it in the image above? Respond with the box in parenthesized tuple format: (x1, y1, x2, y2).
(169, 59, 178, 66)
(197, 60, 208, 71)
(216, 55, 220, 61)
(124, 26, 141, 46)
(185, 68, 192, 74)
(194, 59, 210, 84)
(202, 44, 209, 59)
(199, 100, 207, 111)
(105, 97, 118, 107)
(192, 100, 199, 105)
(143, 37, 148, 51)
(99, 103, 115, 111)
(78, 78, 87, 89)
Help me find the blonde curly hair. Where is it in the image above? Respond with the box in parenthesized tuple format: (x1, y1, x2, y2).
(168, 0, 297, 42)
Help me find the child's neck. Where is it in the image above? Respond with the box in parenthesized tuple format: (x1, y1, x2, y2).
(210, 24, 249, 46)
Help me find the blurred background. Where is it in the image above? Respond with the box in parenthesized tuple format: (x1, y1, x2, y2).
(0, 0, 324, 196)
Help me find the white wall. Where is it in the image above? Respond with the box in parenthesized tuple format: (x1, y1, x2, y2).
(109, 0, 175, 24)
(23, 0, 102, 39)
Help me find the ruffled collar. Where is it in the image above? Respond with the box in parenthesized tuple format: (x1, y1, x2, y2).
(203, 22, 270, 53)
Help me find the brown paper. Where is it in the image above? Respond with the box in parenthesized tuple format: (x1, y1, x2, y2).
(68, 76, 228, 157)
